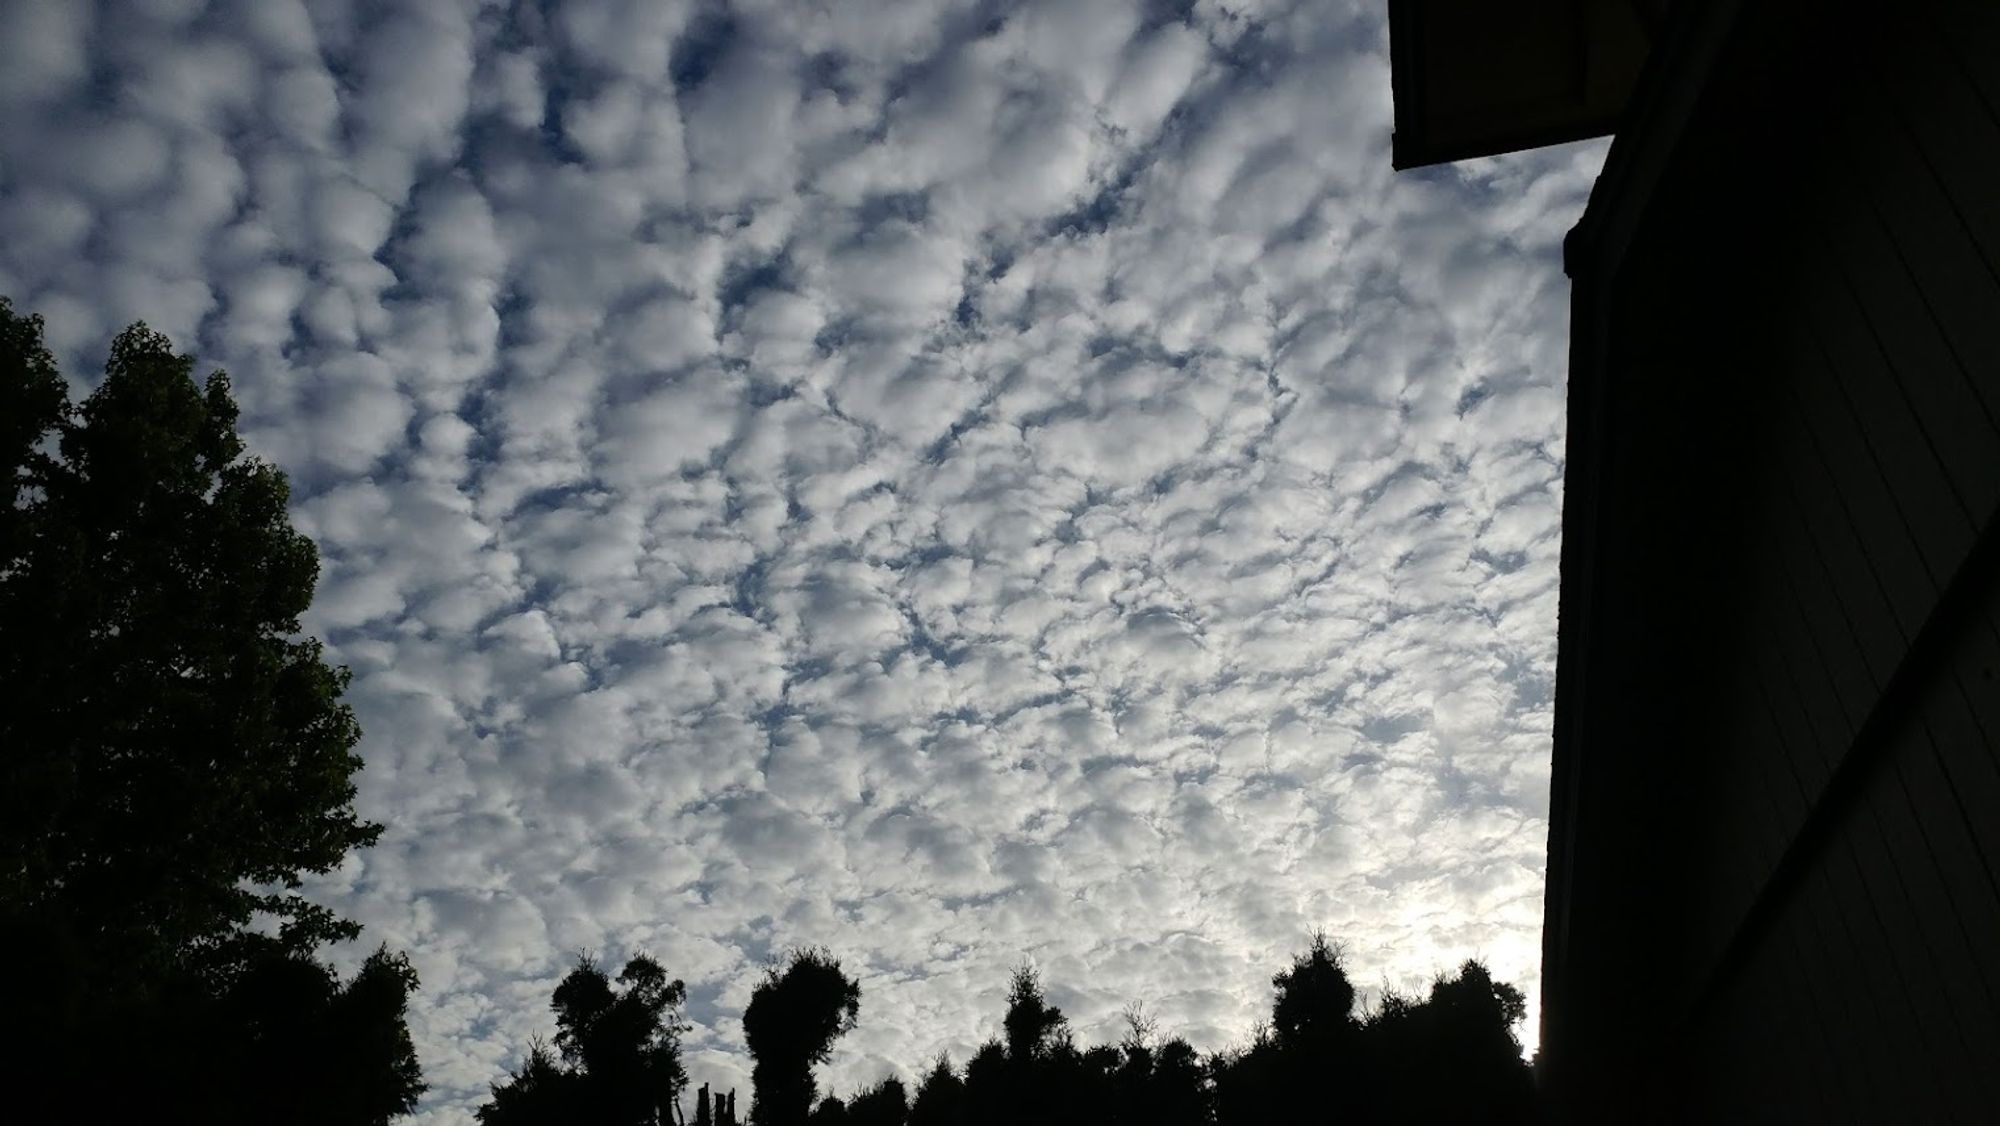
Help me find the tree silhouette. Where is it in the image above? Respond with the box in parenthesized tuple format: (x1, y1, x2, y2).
(1361, 960, 1534, 1125)
(479, 954, 690, 1125)
(745, 947, 862, 1126)
(907, 1055, 965, 1126)
(477, 1042, 582, 1126)
(1203, 934, 1543, 1125)
(0, 300, 420, 1123)
(1111, 1008, 1208, 1126)
(1210, 932, 1365, 1123)
(180, 936, 424, 1125)
(844, 1077, 908, 1126)
(1001, 963, 1067, 1063)
(552, 938, 1535, 1126)
(1270, 930, 1359, 1054)
(961, 1040, 1009, 1126)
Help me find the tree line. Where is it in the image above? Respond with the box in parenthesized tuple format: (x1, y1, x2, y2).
(1, 303, 1534, 1124)
(480, 934, 1533, 1126)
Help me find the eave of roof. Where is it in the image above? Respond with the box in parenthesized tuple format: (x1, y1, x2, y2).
(1388, 0, 1661, 170)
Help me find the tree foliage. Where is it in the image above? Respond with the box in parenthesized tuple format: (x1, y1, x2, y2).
(493, 933, 1534, 1126)
(1002, 963, 1068, 1062)
(1, 300, 378, 966)
(744, 947, 863, 1126)
(1270, 931, 1359, 1053)
(479, 954, 691, 1126)
(907, 1055, 966, 1126)
(0, 299, 420, 1123)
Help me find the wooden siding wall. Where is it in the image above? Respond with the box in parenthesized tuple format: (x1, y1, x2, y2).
(1550, 0, 2000, 1119)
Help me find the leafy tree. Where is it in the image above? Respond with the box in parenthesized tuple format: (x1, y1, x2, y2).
(745, 947, 862, 1126)
(479, 953, 691, 1126)
(1, 302, 378, 966)
(183, 936, 425, 1125)
(0, 300, 420, 1122)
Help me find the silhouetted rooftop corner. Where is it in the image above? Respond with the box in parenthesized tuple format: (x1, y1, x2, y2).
(1388, 0, 1664, 169)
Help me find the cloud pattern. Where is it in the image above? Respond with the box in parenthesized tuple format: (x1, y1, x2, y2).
(0, 1, 1605, 1119)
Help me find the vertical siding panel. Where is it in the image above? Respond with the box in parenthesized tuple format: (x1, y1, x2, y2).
(1918, 4, 2000, 142)
(1824, 246, 2000, 535)
(1896, 9, 2000, 278)
(1933, 609, 2000, 876)
(1695, 677, 1808, 976)
(1788, 871, 1887, 1122)
(1770, 460, 1891, 731)
(1904, 720, 2000, 1098)
(1795, 280, 1980, 584)
(1918, 646, 2000, 929)
(1773, 913, 1848, 1121)
(1828, 821, 1952, 1121)
(1856, 753, 1981, 1083)
(1753, 637, 1833, 805)
(1759, 624, 1915, 1114)
(1915, 710, 2000, 985)
(1811, 851, 1920, 1117)
(1781, 341, 1937, 640)
(1841, 74, 2000, 437)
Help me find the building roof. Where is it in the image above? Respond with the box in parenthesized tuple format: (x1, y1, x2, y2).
(1387, 0, 1664, 169)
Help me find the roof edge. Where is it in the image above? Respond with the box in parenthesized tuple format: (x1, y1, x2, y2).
(1562, 0, 1751, 284)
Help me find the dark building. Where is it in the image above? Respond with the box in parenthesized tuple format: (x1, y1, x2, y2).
(1391, 0, 2000, 1119)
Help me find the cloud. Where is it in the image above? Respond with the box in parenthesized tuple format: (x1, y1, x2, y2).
(0, 0, 1605, 1119)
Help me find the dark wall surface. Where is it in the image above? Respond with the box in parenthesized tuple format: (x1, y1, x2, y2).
(1543, 0, 2000, 1120)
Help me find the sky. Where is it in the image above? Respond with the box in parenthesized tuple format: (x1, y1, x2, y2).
(0, 1, 1606, 1120)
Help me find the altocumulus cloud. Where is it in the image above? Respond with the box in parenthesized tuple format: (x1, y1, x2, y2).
(0, 0, 1605, 1119)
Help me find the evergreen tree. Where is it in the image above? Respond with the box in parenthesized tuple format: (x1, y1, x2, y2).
(960, 1041, 1009, 1126)
(1001, 963, 1068, 1064)
(908, 1055, 965, 1126)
